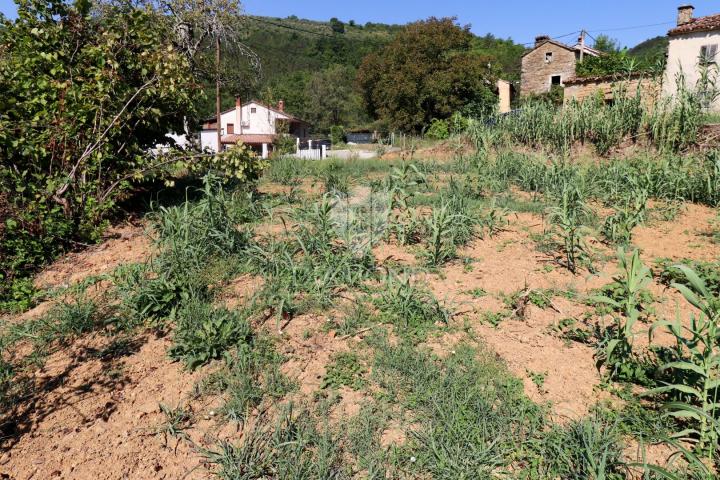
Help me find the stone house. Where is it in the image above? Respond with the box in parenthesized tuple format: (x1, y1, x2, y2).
(664, 5, 720, 111)
(520, 35, 601, 97)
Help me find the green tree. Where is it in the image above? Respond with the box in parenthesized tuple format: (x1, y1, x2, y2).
(329, 17, 345, 34)
(0, 0, 199, 302)
(593, 34, 621, 53)
(357, 17, 497, 132)
(305, 64, 363, 132)
(472, 33, 526, 82)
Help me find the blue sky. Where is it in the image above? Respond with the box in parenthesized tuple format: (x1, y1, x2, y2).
(1, 0, 718, 48)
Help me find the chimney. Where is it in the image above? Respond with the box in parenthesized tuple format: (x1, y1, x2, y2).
(277, 100, 285, 112)
(535, 35, 550, 48)
(235, 96, 242, 134)
(677, 5, 694, 26)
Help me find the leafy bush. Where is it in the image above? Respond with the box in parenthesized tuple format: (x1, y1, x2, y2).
(425, 118, 450, 140)
(0, 0, 199, 305)
(576, 50, 660, 78)
(329, 125, 346, 145)
(191, 143, 268, 181)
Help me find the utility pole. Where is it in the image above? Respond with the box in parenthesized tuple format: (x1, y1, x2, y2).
(215, 35, 221, 153)
(579, 29, 586, 62)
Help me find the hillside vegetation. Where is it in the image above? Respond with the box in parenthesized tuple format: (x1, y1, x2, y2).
(211, 15, 527, 132)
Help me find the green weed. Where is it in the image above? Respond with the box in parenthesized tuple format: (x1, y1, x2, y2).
(321, 352, 368, 391)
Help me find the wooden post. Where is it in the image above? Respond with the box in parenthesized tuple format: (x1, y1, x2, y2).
(215, 35, 221, 153)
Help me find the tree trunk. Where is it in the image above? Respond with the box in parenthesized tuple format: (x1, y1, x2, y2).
(216, 35, 221, 153)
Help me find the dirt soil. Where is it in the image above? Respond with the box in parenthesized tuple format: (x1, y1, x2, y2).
(3, 180, 718, 478)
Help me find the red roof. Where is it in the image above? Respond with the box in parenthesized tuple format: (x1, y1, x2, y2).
(669, 14, 720, 36)
(221, 134, 276, 145)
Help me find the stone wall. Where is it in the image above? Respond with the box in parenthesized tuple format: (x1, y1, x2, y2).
(521, 43, 577, 97)
(563, 76, 661, 107)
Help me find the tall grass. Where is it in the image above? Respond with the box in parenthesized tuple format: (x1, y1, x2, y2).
(467, 77, 708, 156)
(457, 149, 720, 208)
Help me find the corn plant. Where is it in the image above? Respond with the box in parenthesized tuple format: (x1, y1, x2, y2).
(479, 205, 509, 239)
(648, 265, 720, 461)
(602, 184, 649, 245)
(423, 204, 458, 266)
(592, 248, 652, 380)
(548, 182, 593, 273)
(385, 162, 426, 210)
(388, 207, 424, 245)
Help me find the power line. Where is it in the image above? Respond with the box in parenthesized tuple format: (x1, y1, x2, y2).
(521, 20, 675, 48)
(586, 20, 674, 33)
(519, 30, 580, 46)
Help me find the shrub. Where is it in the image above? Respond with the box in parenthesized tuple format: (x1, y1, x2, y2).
(329, 125, 346, 145)
(425, 118, 450, 140)
(0, 0, 199, 305)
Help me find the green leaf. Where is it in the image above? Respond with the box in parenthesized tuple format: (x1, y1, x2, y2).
(658, 361, 707, 376)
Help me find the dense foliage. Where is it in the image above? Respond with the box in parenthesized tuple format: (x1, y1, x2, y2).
(576, 49, 664, 78)
(204, 15, 398, 123)
(357, 17, 498, 132)
(577, 35, 664, 79)
(0, 0, 199, 305)
(472, 33, 526, 82)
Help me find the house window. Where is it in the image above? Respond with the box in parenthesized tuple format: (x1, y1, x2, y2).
(700, 44, 718, 65)
(227, 123, 234, 134)
(250, 107, 257, 113)
(545, 52, 553, 63)
(551, 75, 562, 86)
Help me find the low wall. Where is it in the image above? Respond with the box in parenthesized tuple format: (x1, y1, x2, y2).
(563, 75, 661, 107)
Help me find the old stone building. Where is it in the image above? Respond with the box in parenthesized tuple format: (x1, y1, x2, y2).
(520, 35, 601, 97)
(563, 73, 661, 107)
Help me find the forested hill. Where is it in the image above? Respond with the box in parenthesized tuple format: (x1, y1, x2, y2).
(244, 16, 402, 76)
(208, 15, 527, 132)
(628, 35, 669, 62)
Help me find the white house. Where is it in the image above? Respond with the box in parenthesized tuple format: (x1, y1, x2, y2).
(200, 98, 310, 158)
(665, 5, 720, 111)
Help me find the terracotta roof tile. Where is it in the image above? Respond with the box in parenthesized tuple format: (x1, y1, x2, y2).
(669, 14, 720, 36)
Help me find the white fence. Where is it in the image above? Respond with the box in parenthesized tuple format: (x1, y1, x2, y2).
(295, 148, 324, 160)
(289, 139, 327, 160)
